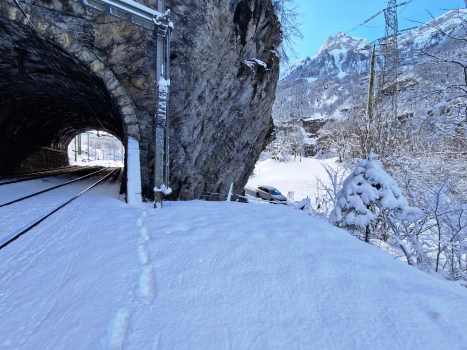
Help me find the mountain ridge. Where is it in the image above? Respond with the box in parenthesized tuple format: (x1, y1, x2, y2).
(272, 9, 467, 156)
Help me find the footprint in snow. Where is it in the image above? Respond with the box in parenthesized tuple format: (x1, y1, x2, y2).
(137, 245, 149, 265)
(140, 227, 150, 241)
(97, 308, 131, 350)
(138, 266, 157, 304)
(136, 217, 143, 227)
(152, 334, 161, 350)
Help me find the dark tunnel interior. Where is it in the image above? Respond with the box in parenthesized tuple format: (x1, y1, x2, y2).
(0, 17, 126, 176)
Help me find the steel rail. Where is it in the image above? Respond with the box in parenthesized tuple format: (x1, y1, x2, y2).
(0, 165, 77, 180)
(109, 168, 122, 184)
(0, 168, 118, 251)
(0, 168, 107, 208)
(0, 166, 102, 186)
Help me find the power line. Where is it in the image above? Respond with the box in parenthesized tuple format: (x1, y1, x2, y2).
(348, 0, 415, 34)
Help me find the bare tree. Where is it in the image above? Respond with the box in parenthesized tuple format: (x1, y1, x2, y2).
(272, 0, 304, 63)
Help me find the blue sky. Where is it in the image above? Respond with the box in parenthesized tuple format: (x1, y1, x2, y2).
(291, 0, 465, 60)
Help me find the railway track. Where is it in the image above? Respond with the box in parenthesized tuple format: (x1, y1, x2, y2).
(0, 168, 107, 208)
(0, 167, 120, 250)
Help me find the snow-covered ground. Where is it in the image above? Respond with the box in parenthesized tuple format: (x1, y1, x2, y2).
(1, 167, 467, 349)
(247, 157, 340, 202)
(68, 153, 123, 169)
(67, 131, 124, 169)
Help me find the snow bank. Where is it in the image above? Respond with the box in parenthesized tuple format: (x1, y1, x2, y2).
(0, 181, 466, 349)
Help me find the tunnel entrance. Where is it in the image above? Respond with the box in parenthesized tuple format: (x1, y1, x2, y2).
(67, 131, 125, 166)
(0, 16, 126, 177)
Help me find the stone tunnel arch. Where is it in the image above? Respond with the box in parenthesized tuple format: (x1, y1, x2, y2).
(0, 1, 143, 197)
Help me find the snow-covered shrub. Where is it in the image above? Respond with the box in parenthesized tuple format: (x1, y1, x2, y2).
(310, 160, 355, 221)
(411, 179, 467, 280)
(329, 151, 421, 244)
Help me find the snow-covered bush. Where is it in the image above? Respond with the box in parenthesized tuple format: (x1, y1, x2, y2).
(409, 178, 467, 280)
(329, 151, 421, 244)
(310, 160, 355, 220)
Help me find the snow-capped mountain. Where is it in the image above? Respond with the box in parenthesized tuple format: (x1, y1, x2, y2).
(398, 9, 467, 50)
(279, 32, 370, 81)
(316, 31, 370, 55)
(273, 9, 467, 155)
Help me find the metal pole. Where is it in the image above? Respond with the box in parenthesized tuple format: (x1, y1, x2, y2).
(74, 137, 77, 162)
(164, 29, 171, 188)
(154, 0, 167, 208)
(87, 133, 90, 161)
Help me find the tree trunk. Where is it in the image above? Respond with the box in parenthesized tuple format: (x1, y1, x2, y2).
(365, 224, 371, 243)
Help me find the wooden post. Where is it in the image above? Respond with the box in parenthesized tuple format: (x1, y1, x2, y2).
(364, 45, 376, 156)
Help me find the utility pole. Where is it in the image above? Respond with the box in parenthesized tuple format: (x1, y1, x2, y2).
(367, 45, 376, 119)
(364, 45, 376, 155)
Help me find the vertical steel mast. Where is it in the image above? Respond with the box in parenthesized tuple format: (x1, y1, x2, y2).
(380, 0, 399, 122)
(154, 0, 171, 208)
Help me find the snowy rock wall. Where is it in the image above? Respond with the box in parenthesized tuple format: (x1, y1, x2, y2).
(164, 0, 281, 200)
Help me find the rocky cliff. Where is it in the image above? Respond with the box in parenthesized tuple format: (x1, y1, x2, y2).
(164, 0, 281, 200)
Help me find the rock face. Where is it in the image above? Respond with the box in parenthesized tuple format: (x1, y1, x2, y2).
(165, 0, 281, 200)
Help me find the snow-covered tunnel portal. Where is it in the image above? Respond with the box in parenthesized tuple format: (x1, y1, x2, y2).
(0, 15, 125, 176)
(0, 0, 174, 203)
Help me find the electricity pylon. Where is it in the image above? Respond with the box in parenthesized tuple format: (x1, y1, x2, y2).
(379, 0, 399, 122)
(351, 1, 405, 122)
